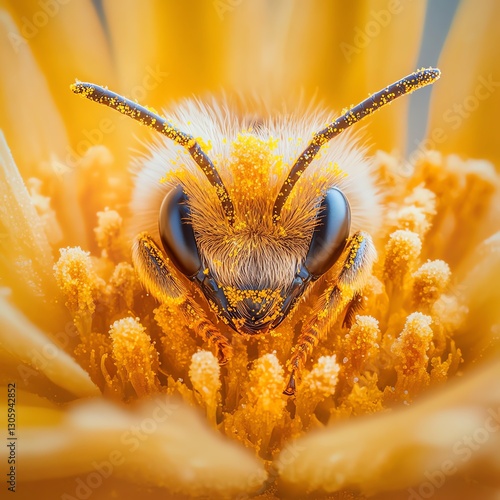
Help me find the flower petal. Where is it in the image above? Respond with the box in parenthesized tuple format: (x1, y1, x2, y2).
(277, 361, 500, 496)
(0, 296, 99, 398)
(256, 0, 427, 153)
(458, 231, 500, 361)
(0, 388, 63, 428)
(0, 11, 88, 246)
(0, 397, 267, 497)
(0, 7, 68, 172)
(0, 131, 53, 280)
(102, 1, 225, 101)
(0, 132, 81, 329)
(5, 0, 118, 154)
(362, 0, 427, 153)
(427, 0, 500, 166)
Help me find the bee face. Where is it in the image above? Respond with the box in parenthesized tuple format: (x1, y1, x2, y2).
(72, 69, 440, 393)
(158, 185, 351, 335)
(150, 116, 362, 335)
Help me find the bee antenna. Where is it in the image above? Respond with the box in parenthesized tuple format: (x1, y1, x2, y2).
(272, 67, 441, 222)
(71, 82, 236, 225)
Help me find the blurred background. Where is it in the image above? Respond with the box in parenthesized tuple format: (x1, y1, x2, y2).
(2, 0, 498, 181)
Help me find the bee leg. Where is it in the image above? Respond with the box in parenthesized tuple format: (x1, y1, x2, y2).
(342, 291, 364, 329)
(284, 231, 376, 395)
(175, 300, 233, 365)
(132, 232, 233, 364)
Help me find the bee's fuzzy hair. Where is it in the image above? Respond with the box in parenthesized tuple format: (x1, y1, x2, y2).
(128, 96, 382, 290)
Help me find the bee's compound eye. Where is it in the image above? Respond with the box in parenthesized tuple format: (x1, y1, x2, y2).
(159, 184, 201, 277)
(304, 187, 351, 278)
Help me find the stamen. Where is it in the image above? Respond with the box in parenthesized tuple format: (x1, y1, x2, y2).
(342, 315, 381, 376)
(109, 316, 160, 398)
(94, 207, 124, 262)
(391, 312, 433, 399)
(412, 260, 451, 310)
(384, 229, 422, 284)
(189, 350, 221, 426)
(53, 247, 103, 339)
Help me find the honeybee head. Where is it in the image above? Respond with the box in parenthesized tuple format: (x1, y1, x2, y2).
(158, 183, 351, 334)
(71, 68, 440, 333)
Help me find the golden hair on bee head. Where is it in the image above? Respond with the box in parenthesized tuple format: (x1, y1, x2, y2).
(128, 96, 381, 290)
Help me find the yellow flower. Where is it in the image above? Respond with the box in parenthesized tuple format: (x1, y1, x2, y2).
(1, 1, 500, 499)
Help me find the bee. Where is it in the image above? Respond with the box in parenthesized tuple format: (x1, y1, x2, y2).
(71, 68, 440, 395)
